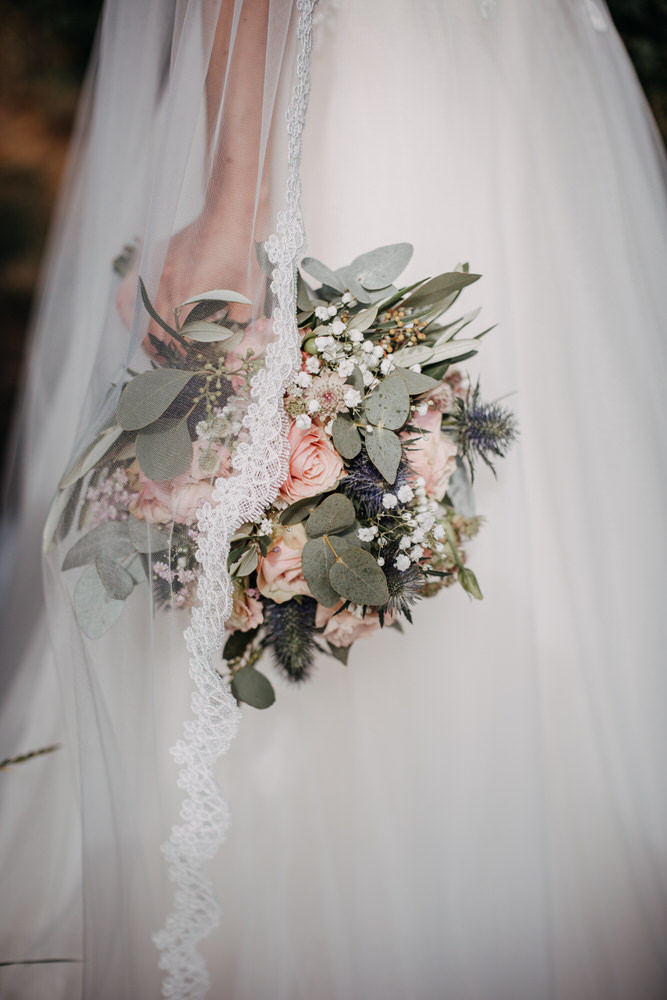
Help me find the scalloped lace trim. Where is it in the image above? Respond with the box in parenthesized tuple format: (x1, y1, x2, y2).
(152, 3, 317, 997)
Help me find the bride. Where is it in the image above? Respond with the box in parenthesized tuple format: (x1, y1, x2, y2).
(1, 2, 666, 998)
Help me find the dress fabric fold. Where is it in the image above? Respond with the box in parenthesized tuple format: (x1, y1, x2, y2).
(1, 1, 667, 999)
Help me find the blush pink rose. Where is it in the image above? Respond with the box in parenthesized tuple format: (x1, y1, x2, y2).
(256, 522, 312, 604)
(315, 601, 393, 648)
(404, 406, 457, 501)
(129, 440, 232, 524)
(280, 422, 344, 502)
(226, 585, 264, 634)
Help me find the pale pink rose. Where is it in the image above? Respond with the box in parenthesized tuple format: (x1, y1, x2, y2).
(226, 585, 264, 634)
(227, 317, 273, 392)
(315, 601, 392, 648)
(129, 441, 232, 524)
(404, 406, 457, 501)
(425, 369, 468, 413)
(256, 522, 312, 604)
(280, 422, 344, 502)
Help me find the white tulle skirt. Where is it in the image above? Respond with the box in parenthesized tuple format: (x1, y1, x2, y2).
(2, 2, 667, 999)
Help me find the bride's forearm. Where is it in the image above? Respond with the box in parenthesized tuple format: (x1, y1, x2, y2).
(203, 0, 271, 226)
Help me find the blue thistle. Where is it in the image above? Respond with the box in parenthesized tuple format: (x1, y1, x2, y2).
(342, 452, 413, 519)
(379, 556, 425, 624)
(263, 597, 318, 683)
(453, 381, 517, 477)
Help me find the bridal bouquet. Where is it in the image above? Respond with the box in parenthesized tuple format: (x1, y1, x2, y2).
(50, 243, 515, 708)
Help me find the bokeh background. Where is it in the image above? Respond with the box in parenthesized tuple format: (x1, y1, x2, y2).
(0, 0, 665, 472)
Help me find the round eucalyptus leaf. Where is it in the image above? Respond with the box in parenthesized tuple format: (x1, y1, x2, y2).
(300, 257, 345, 293)
(136, 418, 193, 482)
(231, 666, 276, 710)
(365, 426, 402, 484)
(349, 243, 414, 290)
(393, 367, 441, 395)
(59, 425, 125, 490)
(116, 369, 195, 431)
(301, 536, 344, 607)
(178, 288, 252, 307)
(180, 320, 240, 344)
(332, 414, 362, 460)
(95, 556, 135, 600)
(329, 546, 389, 606)
(128, 517, 169, 554)
(62, 520, 133, 571)
(305, 493, 356, 538)
(364, 375, 410, 430)
(335, 267, 371, 303)
(74, 564, 125, 639)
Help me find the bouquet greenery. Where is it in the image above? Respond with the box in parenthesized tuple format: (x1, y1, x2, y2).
(49, 243, 515, 709)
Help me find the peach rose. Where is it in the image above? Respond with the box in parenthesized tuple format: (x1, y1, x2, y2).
(404, 406, 457, 501)
(226, 584, 264, 634)
(315, 601, 392, 648)
(256, 522, 312, 604)
(129, 440, 232, 524)
(280, 422, 344, 502)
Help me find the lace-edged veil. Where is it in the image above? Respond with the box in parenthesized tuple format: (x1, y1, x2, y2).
(1, 1, 315, 996)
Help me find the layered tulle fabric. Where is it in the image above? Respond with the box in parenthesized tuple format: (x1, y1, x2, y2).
(2, 1, 667, 999)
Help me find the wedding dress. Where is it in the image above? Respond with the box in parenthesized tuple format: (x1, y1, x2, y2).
(1, 2, 666, 999)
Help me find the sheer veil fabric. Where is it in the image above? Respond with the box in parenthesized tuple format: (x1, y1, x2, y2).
(1, 1, 667, 999)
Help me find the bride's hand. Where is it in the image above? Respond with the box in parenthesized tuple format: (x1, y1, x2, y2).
(116, 214, 260, 353)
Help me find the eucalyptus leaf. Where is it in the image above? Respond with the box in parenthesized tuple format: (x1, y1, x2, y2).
(335, 267, 371, 303)
(365, 426, 402, 484)
(180, 320, 240, 344)
(348, 243, 413, 290)
(328, 546, 389, 606)
(393, 367, 440, 395)
(95, 556, 135, 600)
(403, 271, 480, 308)
(300, 257, 345, 292)
(345, 366, 365, 394)
(223, 626, 258, 661)
(326, 641, 350, 665)
(305, 494, 356, 538)
(332, 413, 362, 460)
(139, 278, 179, 338)
(231, 665, 276, 710)
(434, 307, 482, 344)
(345, 305, 378, 333)
(446, 457, 475, 519)
(62, 520, 133, 571)
(178, 288, 252, 307)
(59, 425, 125, 489)
(128, 516, 169, 553)
(364, 374, 410, 430)
(394, 337, 478, 368)
(301, 535, 348, 607)
(73, 564, 125, 639)
(43, 485, 74, 554)
(116, 369, 195, 431)
(459, 566, 483, 600)
(183, 299, 228, 324)
(230, 546, 259, 577)
(279, 492, 327, 526)
(136, 418, 193, 482)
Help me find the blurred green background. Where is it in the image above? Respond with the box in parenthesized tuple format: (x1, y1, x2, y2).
(0, 0, 665, 468)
